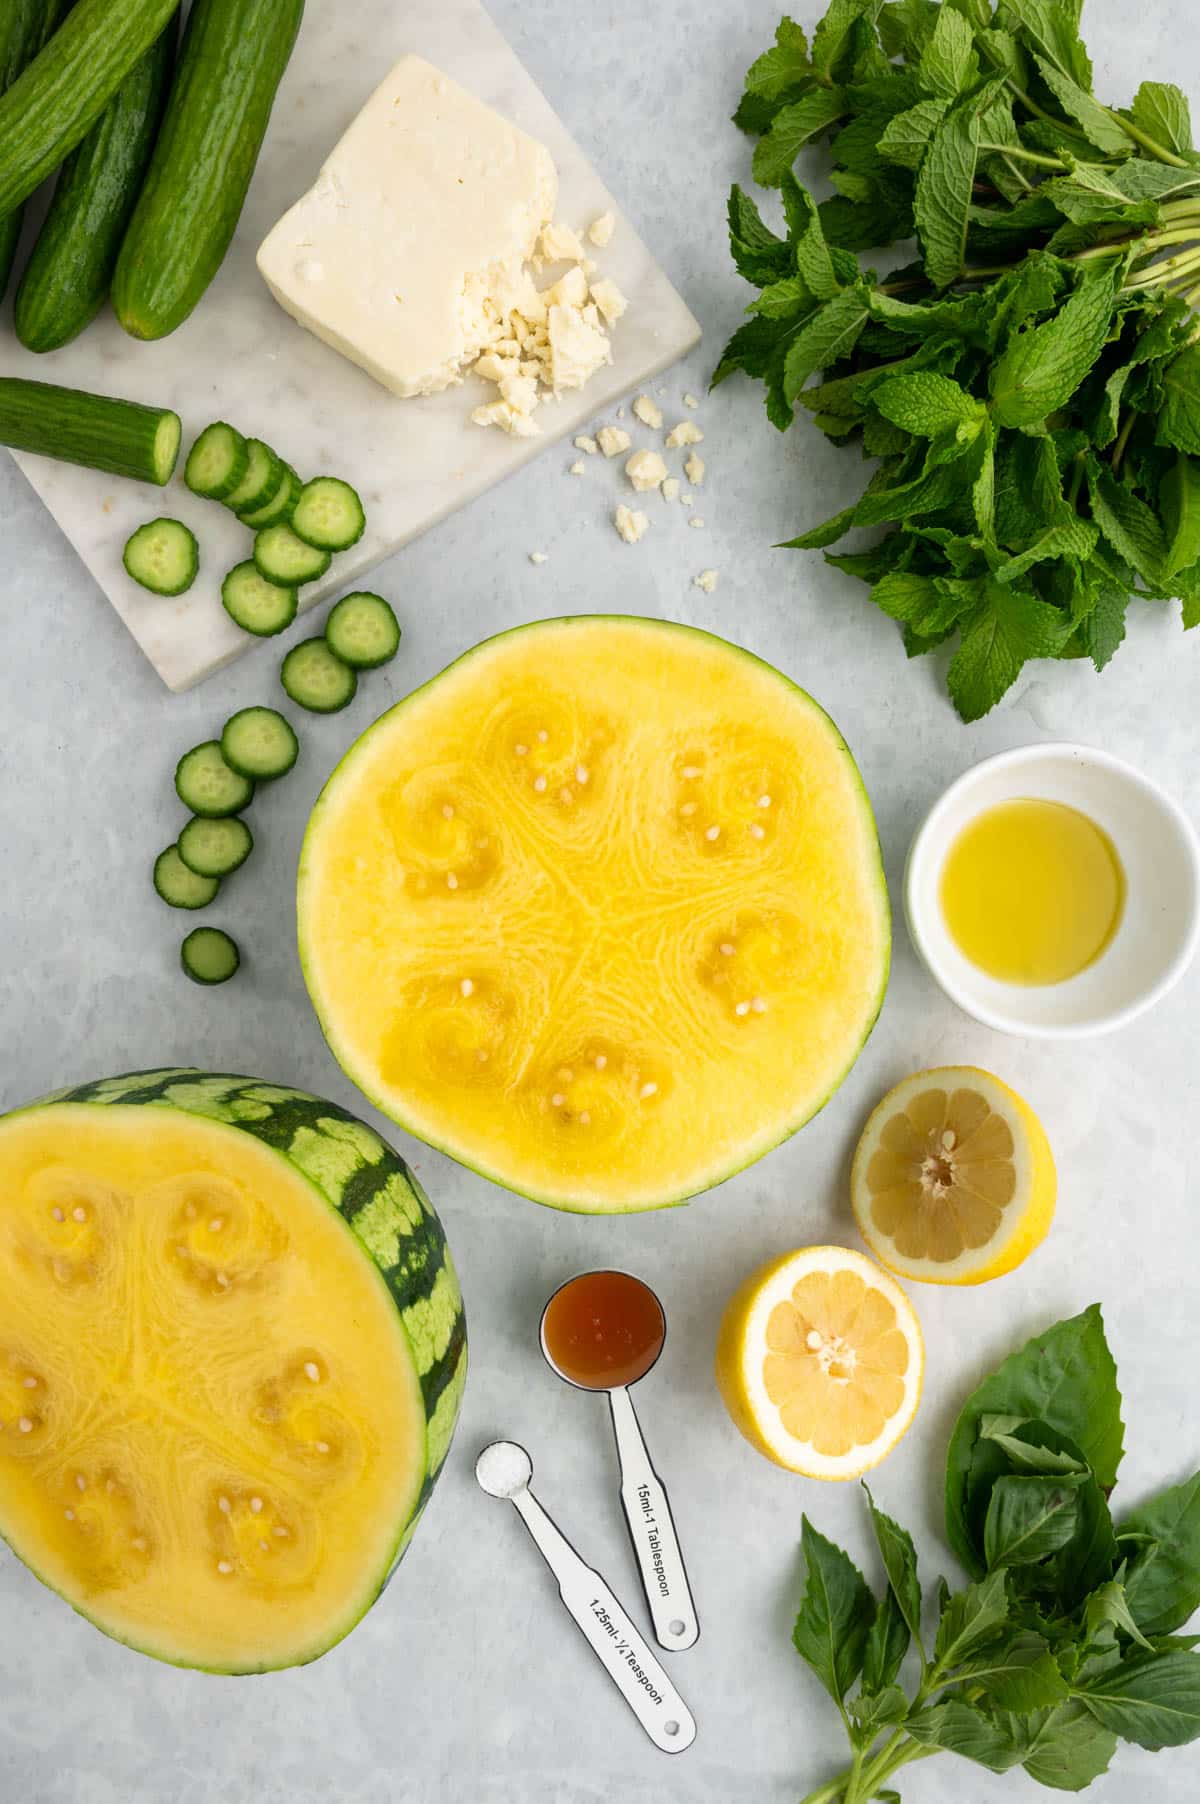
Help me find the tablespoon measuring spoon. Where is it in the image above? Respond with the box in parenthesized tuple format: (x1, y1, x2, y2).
(540, 1269, 699, 1651)
(475, 1440, 697, 1754)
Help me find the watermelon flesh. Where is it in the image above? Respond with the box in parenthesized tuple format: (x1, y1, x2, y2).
(0, 1070, 466, 1672)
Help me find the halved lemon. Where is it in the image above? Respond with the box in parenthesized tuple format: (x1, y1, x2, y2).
(851, 1066, 1056, 1286)
(714, 1246, 923, 1479)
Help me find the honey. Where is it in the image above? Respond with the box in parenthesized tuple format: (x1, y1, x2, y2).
(541, 1270, 665, 1390)
(940, 798, 1125, 987)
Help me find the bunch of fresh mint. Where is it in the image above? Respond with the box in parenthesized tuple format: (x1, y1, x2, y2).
(789, 1306, 1200, 1802)
(717, 0, 1200, 719)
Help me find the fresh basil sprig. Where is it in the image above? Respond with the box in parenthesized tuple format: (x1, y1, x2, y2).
(719, 2, 1200, 719)
(789, 1306, 1200, 1802)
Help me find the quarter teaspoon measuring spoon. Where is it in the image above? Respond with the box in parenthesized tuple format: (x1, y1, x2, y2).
(540, 1269, 700, 1652)
(475, 1440, 697, 1754)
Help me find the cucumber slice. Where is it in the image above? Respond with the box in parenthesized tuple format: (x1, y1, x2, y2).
(255, 522, 331, 586)
(222, 437, 281, 513)
(237, 462, 297, 528)
(280, 638, 358, 714)
(220, 706, 299, 780)
(291, 477, 366, 552)
(184, 421, 247, 499)
(178, 814, 253, 878)
(181, 926, 240, 985)
(221, 560, 297, 636)
(153, 844, 219, 910)
(325, 591, 401, 669)
(123, 517, 198, 595)
(175, 741, 254, 818)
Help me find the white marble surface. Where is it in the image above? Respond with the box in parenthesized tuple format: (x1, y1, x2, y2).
(0, 0, 699, 691)
(1, 2, 1198, 1801)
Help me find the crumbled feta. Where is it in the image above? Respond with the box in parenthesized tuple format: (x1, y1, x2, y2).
(633, 394, 663, 429)
(688, 516, 705, 528)
(614, 505, 650, 544)
(662, 477, 680, 502)
(569, 459, 586, 475)
(626, 449, 669, 492)
(685, 452, 705, 487)
(589, 278, 627, 325)
(529, 551, 548, 564)
(684, 392, 700, 409)
(616, 405, 626, 418)
(694, 569, 719, 592)
(588, 211, 615, 248)
(597, 425, 631, 457)
(666, 420, 704, 448)
(539, 221, 586, 263)
(680, 492, 693, 506)
(541, 265, 588, 310)
(546, 301, 611, 390)
(574, 434, 599, 455)
(471, 399, 540, 437)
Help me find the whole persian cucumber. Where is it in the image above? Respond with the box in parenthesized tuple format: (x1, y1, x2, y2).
(14, 14, 176, 352)
(113, 0, 304, 341)
(0, 0, 75, 300)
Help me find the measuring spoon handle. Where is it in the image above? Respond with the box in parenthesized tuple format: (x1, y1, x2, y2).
(510, 1486, 696, 1754)
(609, 1385, 700, 1650)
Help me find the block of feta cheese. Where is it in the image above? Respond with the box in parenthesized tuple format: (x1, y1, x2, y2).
(257, 57, 557, 399)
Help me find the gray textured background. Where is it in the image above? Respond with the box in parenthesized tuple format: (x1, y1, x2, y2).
(1, 2, 1196, 1800)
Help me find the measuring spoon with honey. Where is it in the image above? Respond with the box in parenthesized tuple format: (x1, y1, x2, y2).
(540, 1269, 699, 1651)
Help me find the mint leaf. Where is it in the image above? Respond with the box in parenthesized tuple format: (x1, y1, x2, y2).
(984, 1475, 1086, 1569)
(873, 371, 982, 436)
(946, 1305, 1124, 1576)
(992, 514, 1098, 580)
(990, 260, 1122, 430)
(1078, 1649, 1200, 1749)
(1021, 1702, 1118, 1791)
(811, 0, 873, 81)
(1080, 578, 1128, 668)
(1130, 79, 1193, 156)
(1158, 345, 1200, 453)
(935, 1568, 1010, 1667)
(783, 173, 841, 299)
(752, 276, 818, 319)
(780, 503, 858, 549)
(947, 580, 1070, 720)
(1001, 0, 1092, 87)
(1120, 1472, 1200, 1635)
(712, 315, 788, 389)
(741, 15, 811, 104)
(919, 6, 977, 99)
(1161, 454, 1200, 579)
(864, 1487, 923, 1645)
(915, 84, 997, 288)
(793, 1516, 875, 1705)
(878, 97, 948, 168)
(1031, 52, 1132, 158)
(753, 87, 848, 186)
(1087, 461, 1169, 588)
(783, 289, 871, 402)
(727, 186, 791, 287)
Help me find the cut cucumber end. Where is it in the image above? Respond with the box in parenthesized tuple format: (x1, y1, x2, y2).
(181, 927, 240, 985)
(325, 592, 401, 669)
(281, 639, 358, 714)
(175, 741, 255, 818)
(154, 846, 219, 911)
(221, 707, 299, 781)
(153, 412, 183, 485)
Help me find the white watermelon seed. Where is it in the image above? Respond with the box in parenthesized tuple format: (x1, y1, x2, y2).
(446, 872, 459, 890)
(303, 1362, 320, 1383)
(460, 978, 475, 997)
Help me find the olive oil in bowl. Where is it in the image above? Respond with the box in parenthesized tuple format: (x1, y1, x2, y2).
(940, 798, 1125, 987)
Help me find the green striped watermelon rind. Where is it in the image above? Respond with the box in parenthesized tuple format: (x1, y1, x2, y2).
(5, 1067, 467, 1671)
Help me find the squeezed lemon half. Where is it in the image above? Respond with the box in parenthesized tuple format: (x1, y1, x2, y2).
(851, 1066, 1056, 1286)
(714, 1246, 923, 1480)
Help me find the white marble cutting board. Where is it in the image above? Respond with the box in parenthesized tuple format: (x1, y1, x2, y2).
(0, 0, 700, 691)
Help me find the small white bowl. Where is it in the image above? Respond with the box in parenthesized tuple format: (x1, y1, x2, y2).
(904, 743, 1200, 1039)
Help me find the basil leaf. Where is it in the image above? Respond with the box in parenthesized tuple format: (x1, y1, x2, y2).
(1078, 1649, 1200, 1749)
(905, 1698, 1030, 1771)
(849, 1681, 909, 1741)
(955, 1629, 1070, 1711)
(1021, 1701, 1118, 1791)
(990, 259, 1122, 430)
(864, 1486, 923, 1644)
(753, 87, 848, 186)
(984, 1475, 1086, 1569)
(861, 1588, 912, 1693)
(1119, 1471, 1200, 1635)
(792, 1516, 875, 1705)
(935, 1568, 1010, 1667)
(945, 1306, 1124, 1576)
(1085, 1577, 1156, 1652)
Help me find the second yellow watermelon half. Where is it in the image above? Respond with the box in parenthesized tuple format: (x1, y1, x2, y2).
(298, 617, 891, 1212)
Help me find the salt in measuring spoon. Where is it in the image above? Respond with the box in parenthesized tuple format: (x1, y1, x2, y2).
(539, 1269, 699, 1652)
(474, 1440, 697, 1754)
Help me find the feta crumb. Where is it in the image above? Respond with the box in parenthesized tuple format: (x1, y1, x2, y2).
(588, 211, 615, 248)
(662, 477, 680, 502)
(626, 449, 669, 492)
(574, 434, 599, 455)
(471, 399, 541, 437)
(694, 569, 719, 593)
(685, 452, 706, 487)
(689, 516, 705, 529)
(616, 405, 625, 419)
(541, 265, 588, 310)
(499, 371, 539, 415)
(569, 460, 586, 476)
(539, 221, 587, 263)
(546, 301, 611, 390)
(633, 394, 664, 430)
(666, 420, 704, 449)
(597, 425, 631, 458)
(589, 278, 627, 326)
(473, 351, 510, 383)
(614, 504, 650, 544)
(529, 551, 548, 565)
(684, 392, 701, 409)
(680, 493, 693, 506)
